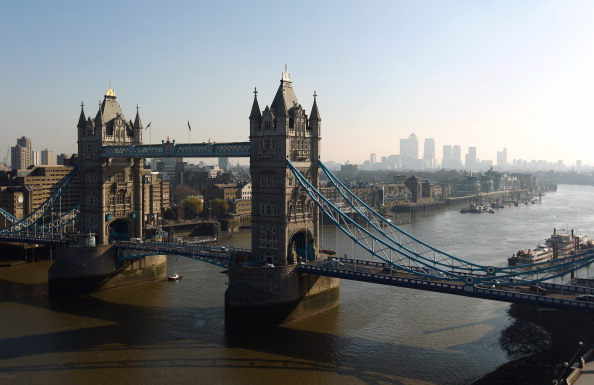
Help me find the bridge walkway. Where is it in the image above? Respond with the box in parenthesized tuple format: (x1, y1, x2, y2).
(298, 257, 594, 313)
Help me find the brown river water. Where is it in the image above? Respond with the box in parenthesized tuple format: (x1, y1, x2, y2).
(1, 184, 593, 384)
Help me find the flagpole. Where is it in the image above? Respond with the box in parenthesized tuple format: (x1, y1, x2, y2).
(188, 120, 191, 144)
(145, 122, 152, 145)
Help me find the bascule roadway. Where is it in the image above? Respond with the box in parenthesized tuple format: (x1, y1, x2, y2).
(116, 242, 594, 313)
(299, 256, 594, 312)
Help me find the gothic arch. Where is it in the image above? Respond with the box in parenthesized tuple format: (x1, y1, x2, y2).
(107, 218, 133, 242)
(288, 228, 314, 263)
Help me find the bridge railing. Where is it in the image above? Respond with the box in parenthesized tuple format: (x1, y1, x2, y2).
(101, 142, 250, 158)
(300, 262, 594, 312)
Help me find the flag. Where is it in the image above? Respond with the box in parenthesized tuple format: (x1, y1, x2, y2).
(187, 120, 191, 131)
(145, 121, 151, 130)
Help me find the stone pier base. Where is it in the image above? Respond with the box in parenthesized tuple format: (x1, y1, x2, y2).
(225, 265, 340, 326)
(48, 244, 167, 296)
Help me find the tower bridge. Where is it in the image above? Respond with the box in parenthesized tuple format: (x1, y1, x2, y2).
(3, 70, 594, 326)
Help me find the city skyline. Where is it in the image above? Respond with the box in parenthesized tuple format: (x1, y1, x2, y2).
(2, 1, 594, 167)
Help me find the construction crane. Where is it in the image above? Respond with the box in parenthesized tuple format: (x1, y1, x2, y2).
(2, 146, 9, 168)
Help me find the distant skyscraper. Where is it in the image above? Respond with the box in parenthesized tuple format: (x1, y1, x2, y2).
(218, 157, 229, 171)
(496, 148, 507, 170)
(370, 153, 376, 166)
(442, 145, 453, 168)
(453, 145, 462, 169)
(32, 151, 40, 166)
(41, 149, 55, 165)
(399, 138, 408, 157)
(56, 153, 72, 165)
(400, 133, 419, 168)
(408, 133, 419, 160)
(10, 136, 32, 170)
(423, 138, 435, 168)
(465, 146, 477, 170)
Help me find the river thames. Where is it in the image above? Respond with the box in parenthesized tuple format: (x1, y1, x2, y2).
(1, 184, 594, 384)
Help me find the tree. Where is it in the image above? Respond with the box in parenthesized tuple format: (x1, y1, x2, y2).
(174, 184, 199, 202)
(208, 198, 230, 218)
(163, 207, 178, 220)
(182, 196, 203, 218)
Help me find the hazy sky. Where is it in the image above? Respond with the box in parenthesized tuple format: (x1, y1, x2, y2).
(2, 1, 594, 167)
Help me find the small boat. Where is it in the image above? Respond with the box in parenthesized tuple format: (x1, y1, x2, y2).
(516, 245, 554, 264)
(545, 228, 590, 256)
(508, 254, 518, 266)
(319, 249, 337, 256)
(168, 273, 182, 281)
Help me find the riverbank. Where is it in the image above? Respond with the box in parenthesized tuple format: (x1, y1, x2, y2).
(473, 304, 594, 385)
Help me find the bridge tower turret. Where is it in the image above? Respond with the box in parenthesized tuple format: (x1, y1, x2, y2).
(249, 68, 321, 266)
(77, 85, 144, 245)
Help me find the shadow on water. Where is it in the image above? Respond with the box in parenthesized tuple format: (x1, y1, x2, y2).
(0, 274, 500, 385)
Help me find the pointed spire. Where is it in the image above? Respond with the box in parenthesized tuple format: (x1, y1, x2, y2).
(271, 66, 299, 116)
(133, 103, 143, 129)
(249, 87, 261, 120)
(309, 91, 321, 121)
(94, 99, 103, 125)
(77, 102, 86, 129)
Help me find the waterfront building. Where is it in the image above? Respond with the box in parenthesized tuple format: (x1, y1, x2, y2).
(14, 165, 79, 216)
(0, 186, 26, 220)
(142, 172, 171, 228)
(239, 182, 252, 200)
(152, 157, 183, 184)
(203, 183, 243, 202)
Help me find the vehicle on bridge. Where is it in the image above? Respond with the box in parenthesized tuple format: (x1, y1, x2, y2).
(576, 294, 594, 302)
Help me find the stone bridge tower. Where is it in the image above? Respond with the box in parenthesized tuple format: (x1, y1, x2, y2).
(226, 70, 337, 326)
(76, 85, 144, 245)
(249, 68, 321, 266)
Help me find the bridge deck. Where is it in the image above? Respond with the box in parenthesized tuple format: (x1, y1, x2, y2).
(0, 233, 65, 245)
(298, 259, 594, 312)
(113, 243, 594, 312)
